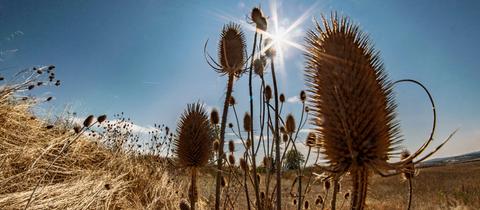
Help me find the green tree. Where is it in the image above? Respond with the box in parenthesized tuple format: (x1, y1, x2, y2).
(284, 149, 305, 170)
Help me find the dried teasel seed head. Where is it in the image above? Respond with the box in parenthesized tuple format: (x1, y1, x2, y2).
(229, 96, 236, 106)
(218, 23, 246, 76)
(213, 139, 220, 152)
(83, 115, 95, 127)
(293, 199, 297, 205)
(243, 112, 252, 132)
(305, 106, 309, 113)
(228, 123, 233, 128)
(280, 126, 286, 134)
(251, 7, 267, 31)
(264, 85, 272, 101)
(210, 108, 220, 124)
(228, 140, 235, 153)
(306, 132, 316, 147)
(28, 85, 35, 90)
(285, 114, 296, 134)
(228, 154, 235, 165)
(46, 125, 54, 129)
(282, 133, 289, 143)
(253, 57, 265, 77)
(305, 13, 401, 173)
(260, 191, 265, 199)
(264, 38, 276, 58)
(279, 93, 285, 103)
(73, 125, 82, 134)
(304, 200, 310, 209)
(179, 201, 190, 210)
(174, 103, 214, 168)
(246, 138, 252, 149)
(240, 158, 247, 171)
(300, 90, 306, 102)
(97, 115, 107, 124)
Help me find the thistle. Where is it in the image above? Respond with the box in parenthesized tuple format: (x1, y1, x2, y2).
(305, 13, 401, 210)
(174, 103, 214, 210)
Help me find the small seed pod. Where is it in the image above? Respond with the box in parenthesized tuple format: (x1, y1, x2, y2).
(239, 158, 247, 171)
(293, 199, 297, 205)
(285, 114, 295, 134)
(243, 112, 251, 132)
(228, 154, 235, 165)
(28, 85, 35, 90)
(228, 140, 235, 153)
(279, 93, 285, 103)
(97, 115, 107, 124)
(83, 115, 95, 127)
(210, 108, 220, 124)
(264, 85, 272, 101)
(304, 200, 309, 209)
(260, 191, 265, 199)
(104, 183, 111, 190)
(305, 106, 309, 113)
(46, 125, 54, 129)
(46, 96, 53, 102)
(0, 76, 4, 81)
(228, 123, 233, 128)
(229, 96, 236, 106)
(55, 80, 61, 86)
(213, 139, 220, 152)
(37, 82, 43, 86)
(300, 90, 306, 102)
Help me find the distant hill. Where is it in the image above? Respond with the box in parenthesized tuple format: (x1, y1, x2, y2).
(418, 151, 480, 168)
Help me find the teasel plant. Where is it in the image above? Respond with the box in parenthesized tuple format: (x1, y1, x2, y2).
(305, 13, 457, 210)
(204, 22, 248, 210)
(174, 103, 214, 210)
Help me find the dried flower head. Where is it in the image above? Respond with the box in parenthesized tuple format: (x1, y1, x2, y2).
(97, 115, 107, 124)
(83, 115, 95, 127)
(306, 132, 316, 147)
(279, 93, 285, 103)
(218, 23, 246, 76)
(253, 56, 267, 77)
(282, 133, 289, 143)
(243, 112, 252, 132)
(73, 125, 82, 134)
(264, 85, 272, 101)
(228, 123, 233, 128)
(304, 200, 310, 209)
(300, 90, 306, 102)
(228, 154, 235, 165)
(264, 38, 276, 58)
(213, 139, 220, 151)
(228, 140, 235, 153)
(174, 103, 214, 168)
(210, 108, 220, 124)
(285, 114, 296, 134)
(305, 14, 401, 208)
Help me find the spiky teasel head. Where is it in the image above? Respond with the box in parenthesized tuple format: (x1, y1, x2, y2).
(305, 13, 401, 171)
(243, 112, 252, 132)
(218, 23, 247, 77)
(210, 108, 219, 125)
(306, 132, 316, 147)
(174, 103, 214, 168)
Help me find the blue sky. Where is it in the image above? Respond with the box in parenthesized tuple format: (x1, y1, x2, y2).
(1, 0, 479, 158)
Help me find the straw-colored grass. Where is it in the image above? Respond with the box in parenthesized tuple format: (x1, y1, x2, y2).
(0, 98, 205, 209)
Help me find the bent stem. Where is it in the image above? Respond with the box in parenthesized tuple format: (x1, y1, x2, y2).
(270, 60, 282, 209)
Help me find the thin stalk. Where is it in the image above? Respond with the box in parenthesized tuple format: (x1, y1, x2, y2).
(190, 168, 197, 210)
(331, 177, 340, 210)
(248, 31, 261, 210)
(270, 60, 281, 209)
(215, 73, 234, 210)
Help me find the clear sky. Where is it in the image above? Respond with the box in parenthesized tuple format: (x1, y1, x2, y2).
(1, 0, 479, 159)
